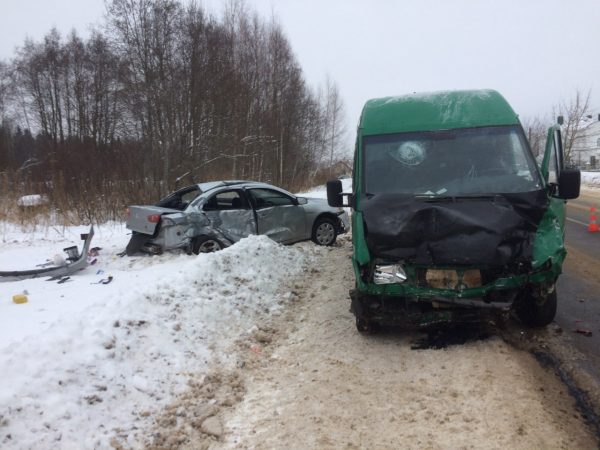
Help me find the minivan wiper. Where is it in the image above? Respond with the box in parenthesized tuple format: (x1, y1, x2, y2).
(415, 194, 498, 202)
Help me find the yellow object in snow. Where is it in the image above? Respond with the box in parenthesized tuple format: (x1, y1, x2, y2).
(12, 294, 28, 304)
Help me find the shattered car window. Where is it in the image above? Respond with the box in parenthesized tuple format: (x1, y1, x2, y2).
(155, 185, 201, 211)
(363, 125, 543, 196)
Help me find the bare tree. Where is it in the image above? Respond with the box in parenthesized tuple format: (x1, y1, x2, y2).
(1, 0, 349, 221)
(521, 114, 551, 158)
(0, 61, 9, 119)
(323, 76, 347, 177)
(554, 88, 592, 166)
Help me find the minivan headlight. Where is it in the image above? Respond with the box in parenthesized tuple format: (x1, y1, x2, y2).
(374, 264, 407, 284)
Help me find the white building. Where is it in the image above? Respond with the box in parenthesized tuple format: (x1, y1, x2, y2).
(572, 116, 600, 169)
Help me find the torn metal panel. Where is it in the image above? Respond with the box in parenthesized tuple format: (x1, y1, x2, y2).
(361, 190, 548, 267)
(204, 209, 257, 243)
(0, 226, 94, 282)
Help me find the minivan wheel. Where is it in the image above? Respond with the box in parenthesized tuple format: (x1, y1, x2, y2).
(312, 217, 337, 246)
(192, 235, 223, 254)
(514, 289, 557, 327)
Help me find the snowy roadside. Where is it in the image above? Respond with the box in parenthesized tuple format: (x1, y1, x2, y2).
(0, 223, 312, 449)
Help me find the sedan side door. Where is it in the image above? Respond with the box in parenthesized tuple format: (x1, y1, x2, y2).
(247, 188, 307, 243)
(202, 189, 257, 242)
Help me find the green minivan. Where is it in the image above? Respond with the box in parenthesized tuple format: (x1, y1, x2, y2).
(327, 89, 580, 332)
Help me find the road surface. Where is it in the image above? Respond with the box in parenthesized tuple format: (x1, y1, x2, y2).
(208, 238, 598, 449)
(556, 187, 600, 382)
(147, 189, 600, 449)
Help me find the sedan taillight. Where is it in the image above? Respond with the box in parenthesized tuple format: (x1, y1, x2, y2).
(147, 214, 161, 223)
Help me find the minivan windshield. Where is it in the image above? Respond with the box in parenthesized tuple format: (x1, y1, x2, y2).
(363, 125, 543, 196)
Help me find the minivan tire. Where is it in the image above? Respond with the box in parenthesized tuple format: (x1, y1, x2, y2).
(514, 289, 557, 327)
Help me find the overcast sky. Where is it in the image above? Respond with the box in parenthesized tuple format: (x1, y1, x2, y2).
(1, 0, 599, 134)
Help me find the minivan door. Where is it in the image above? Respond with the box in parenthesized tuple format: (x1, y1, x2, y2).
(541, 125, 580, 201)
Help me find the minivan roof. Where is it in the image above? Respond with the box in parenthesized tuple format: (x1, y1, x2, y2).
(360, 89, 519, 136)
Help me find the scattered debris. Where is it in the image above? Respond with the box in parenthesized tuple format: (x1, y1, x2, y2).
(411, 324, 490, 350)
(91, 275, 113, 285)
(0, 227, 94, 282)
(12, 294, 28, 304)
(575, 329, 593, 337)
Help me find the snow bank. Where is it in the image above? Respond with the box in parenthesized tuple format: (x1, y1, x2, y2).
(581, 171, 600, 186)
(16, 194, 48, 207)
(0, 226, 309, 449)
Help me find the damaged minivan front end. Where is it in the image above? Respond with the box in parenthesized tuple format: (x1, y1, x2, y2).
(328, 90, 580, 331)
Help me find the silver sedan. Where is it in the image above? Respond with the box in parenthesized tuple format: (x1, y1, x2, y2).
(125, 180, 349, 255)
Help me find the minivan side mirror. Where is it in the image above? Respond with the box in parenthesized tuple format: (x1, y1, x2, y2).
(556, 168, 580, 200)
(296, 196, 308, 205)
(327, 180, 343, 207)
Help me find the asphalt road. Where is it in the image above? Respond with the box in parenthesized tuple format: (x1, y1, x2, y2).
(556, 187, 600, 378)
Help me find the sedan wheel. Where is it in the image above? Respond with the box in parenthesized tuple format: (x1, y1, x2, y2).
(312, 217, 337, 246)
(192, 235, 223, 254)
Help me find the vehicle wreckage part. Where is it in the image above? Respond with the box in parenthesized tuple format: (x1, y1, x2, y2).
(125, 231, 152, 256)
(356, 317, 377, 334)
(361, 190, 548, 267)
(12, 294, 28, 304)
(351, 289, 509, 328)
(373, 264, 407, 284)
(514, 284, 557, 327)
(311, 217, 337, 246)
(0, 226, 94, 282)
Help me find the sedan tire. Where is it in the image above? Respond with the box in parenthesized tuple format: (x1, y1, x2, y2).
(192, 235, 224, 254)
(311, 217, 337, 246)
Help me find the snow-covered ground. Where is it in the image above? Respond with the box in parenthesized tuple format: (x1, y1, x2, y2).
(1, 172, 593, 448)
(0, 223, 312, 449)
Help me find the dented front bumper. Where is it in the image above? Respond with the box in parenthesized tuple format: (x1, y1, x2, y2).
(351, 256, 558, 326)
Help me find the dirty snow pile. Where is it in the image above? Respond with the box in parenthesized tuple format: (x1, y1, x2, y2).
(0, 223, 309, 449)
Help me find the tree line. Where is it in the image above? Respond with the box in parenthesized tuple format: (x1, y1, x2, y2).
(0, 0, 347, 222)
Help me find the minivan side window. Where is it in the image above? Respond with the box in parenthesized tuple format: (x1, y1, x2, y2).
(547, 130, 562, 185)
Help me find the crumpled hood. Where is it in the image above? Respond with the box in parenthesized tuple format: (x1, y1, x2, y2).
(361, 190, 548, 267)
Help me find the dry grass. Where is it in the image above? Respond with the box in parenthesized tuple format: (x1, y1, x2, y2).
(0, 163, 344, 228)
